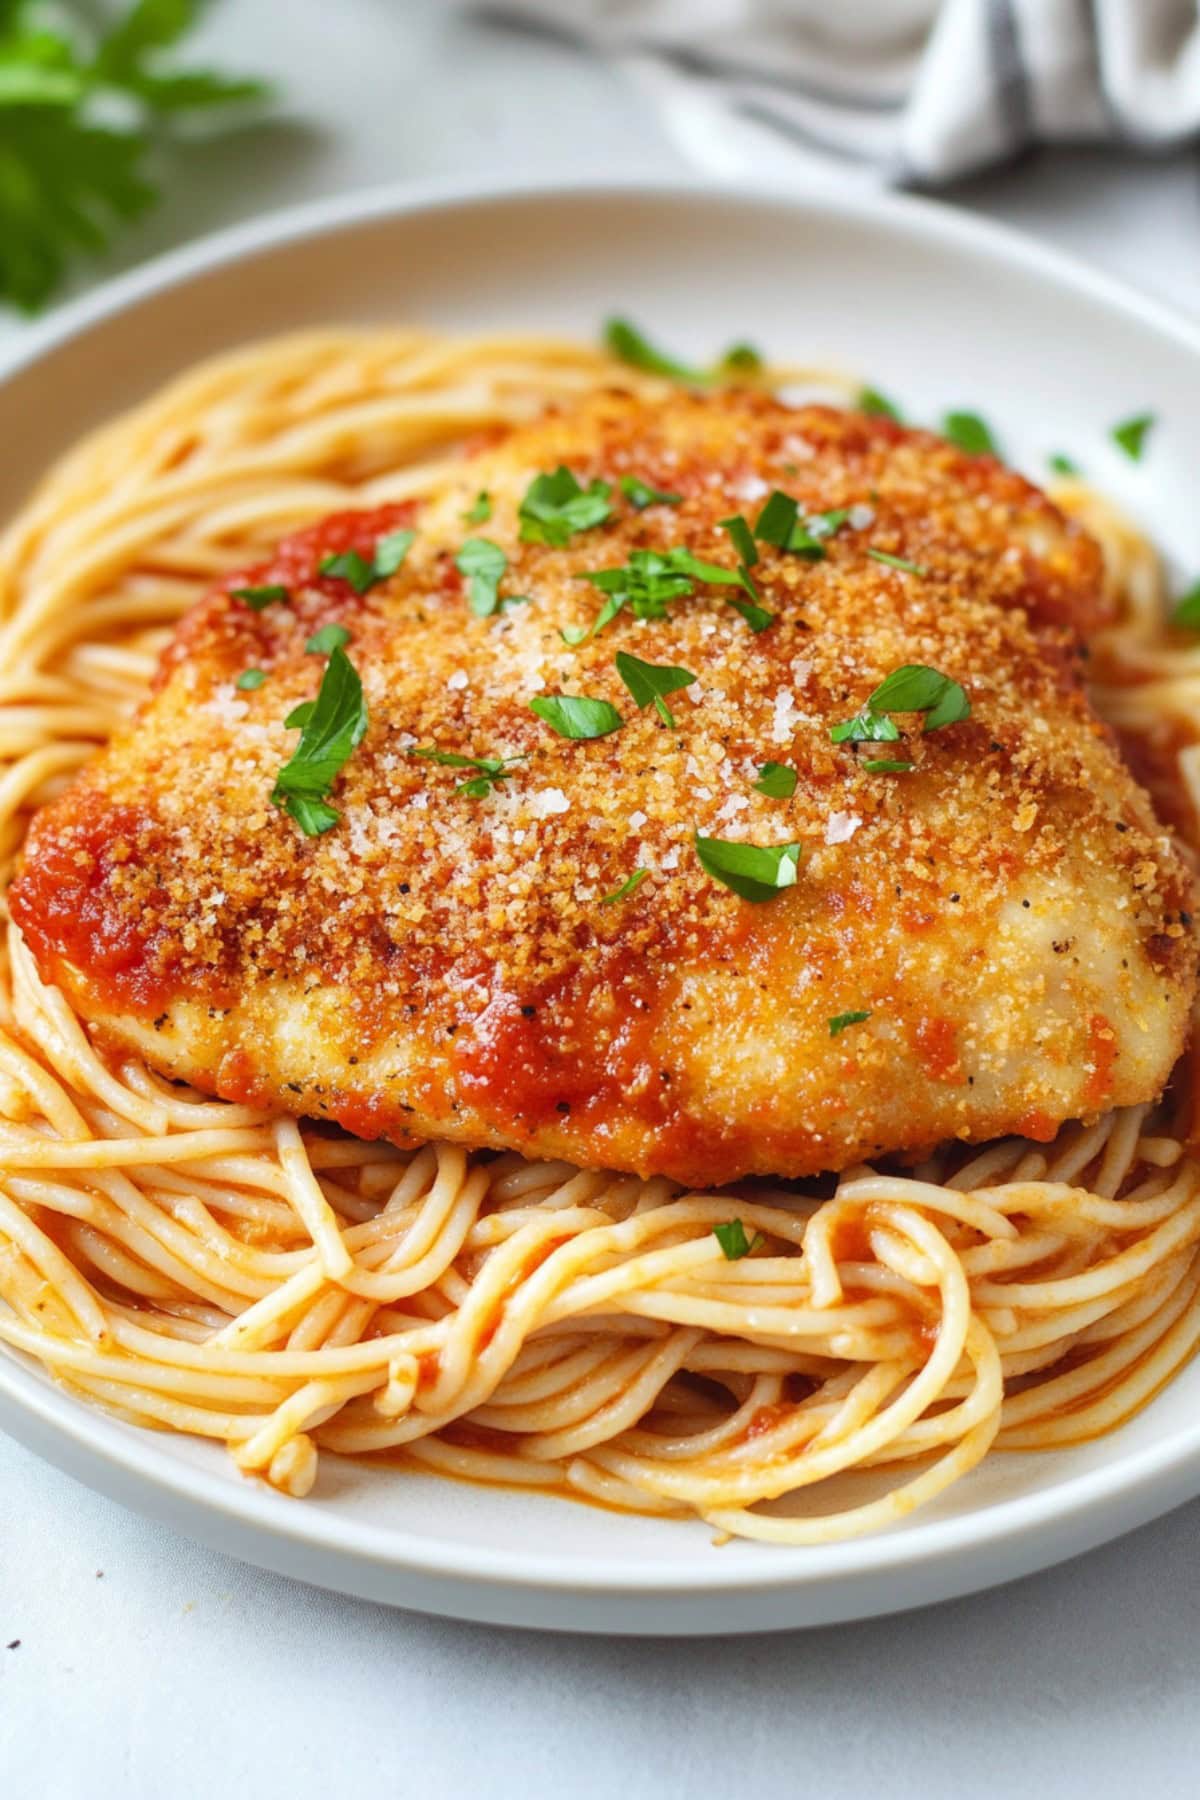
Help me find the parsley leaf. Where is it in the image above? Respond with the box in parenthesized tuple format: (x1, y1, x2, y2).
(753, 761, 797, 798)
(942, 411, 1001, 458)
(306, 623, 351, 655)
(858, 386, 902, 421)
(754, 490, 798, 549)
(615, 649, 697, 729)
(519, 466, 612, 546)
(869, 664, 970, 730)
(720, 514, 758, 567)
(621, 474, 682, 510)
(463, 491, 492, 525)
(0, 0, 269, 313)
(604, 317, 764, 386)
(694, 834, 801, 902)
(829, 1010, 871, 1036)
(712, 1219, 764, 1260)
(1112, 412, 1155, 461)
(320, 528, 413, 597)
(456, 537, 507, 618)
(753, 492, 849, 561)
(867, 549, 927, 577)
(236, 668, 266, 691)
(271, 646, 368, 837)
(529, 694, 624, 740)
(1048, 453, 1080, 477)
(231, 583, 289, 612)
(862, 758, 913, 773)
(407, 745, 525, 798)
(828, 711, 901, 745)
(1170, 582, 1200, 630)
(575, 546, 770, 637)
(600, 868, 649, 906)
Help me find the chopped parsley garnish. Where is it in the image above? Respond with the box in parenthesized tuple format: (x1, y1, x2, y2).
(320, 528, 414, 596)
(829, 711, 902, 745)
(1048, 453, 1080, 477)
(306, 623, 352, 655)
(720, 514, 758, 567)
(620, 475, 682, 510)
(858, 386, 902, 421)
(828, 1010, 871, 1036)
(519, 466, 612, 546)
(712, 1219, 764, 1260)
(236, 668, 267, 691)
(601, 868, 649, 906)
(869, 664, 970, 730)
(231, 583, 289, 611)
(862, 758, 913, 774)
(603, 317, 764, 386)
(942, 411, 1000, 458)
(529, 694, 624, 740)
(753, 493, 851, 560)
(867, 548, 927, 577)
(463, 491, 492, 525)
(574, 546, 769, 639)
(830, 664, 969, 746)
(694, 834, 801, 902)
(1170, 582, 1200, 629)
(456, 537, 508, 618)
(615, 649, 697, 728)
(271, 645, 367, 837)
(1112, 412, 1155, 461)
(407, 745, 525, 798)
(752, 761, 797, 798)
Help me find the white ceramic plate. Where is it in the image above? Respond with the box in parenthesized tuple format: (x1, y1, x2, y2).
(3, 178, 1200, 1636)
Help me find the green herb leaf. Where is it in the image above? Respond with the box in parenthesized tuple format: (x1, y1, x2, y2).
(858, 386, 902, 421)
(603, 317, 763, 386)
(1170, 582, 1200, 630)
(456, 537, 508, 618)
(271, 646, 368, 837)
(463, 491, 492, 525)
(231, 583, 289, 612)
(373, 528, 416, 578)
(829, 1010, 871, 1036)
(319, 550, 374, 595)
(321, 529, 414, 596)
(600, 868, 649, 906)
(729, 594, 775, 633)
(529, 694, 624, 740)
(1112, 412, 1155, 461)
(828, 711, 901, 745)
(720, 514, 759, 567)
(0, 1, 269, 314)
(869, 664, 970, 731)
(615, 649, 697, 728)
(1048, 453, 1080, 477)
(806, 508, 852, 541)
(694, 833, 801, 903)
(408, 745, 525, 797)
(862, 758, 913, 773)
(942, 411, 1001, 458)
(712, 1219, 764, 1260)
(867, 549, 927, 577)
(620, 474, 682, 510)
(519, 466, 612, 547)
(753, 761, 797, 798)
(305, 623, 352, 655)
(236, 668, 267, 691)
(754, 490, 799, 549)
(284, 700, 315, 730)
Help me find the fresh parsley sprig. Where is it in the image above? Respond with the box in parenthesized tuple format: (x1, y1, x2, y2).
(519, 467, 612, 546)
(614, 649, 697, 729)
(320, 529, 414, 597)
(830, 664, 970, 747)
(0, 0, 270, 313)
(271, 646, 368, 837)
(407, 745, 525, 799)
(604, 318, 763, 386)
(694, 834, 801, 903)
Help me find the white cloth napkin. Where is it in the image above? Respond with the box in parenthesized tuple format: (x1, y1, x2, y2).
(481, 0, 1200, 184)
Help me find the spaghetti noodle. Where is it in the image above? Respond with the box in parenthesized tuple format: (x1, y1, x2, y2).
(0, 329, 1197, 1544)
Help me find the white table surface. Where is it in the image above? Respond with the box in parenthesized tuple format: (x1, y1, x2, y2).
(4, 4, 1200, 1794)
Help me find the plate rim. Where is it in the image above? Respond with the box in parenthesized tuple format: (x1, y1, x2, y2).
(4, 170, 1200, 1620)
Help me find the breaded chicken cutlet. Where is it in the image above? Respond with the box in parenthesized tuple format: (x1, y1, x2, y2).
(11, 389, 1197, 1185)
